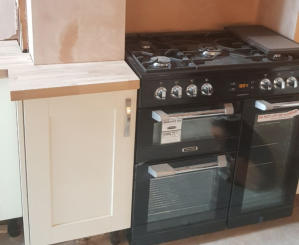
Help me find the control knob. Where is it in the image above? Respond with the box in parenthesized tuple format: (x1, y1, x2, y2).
(186, 84, 198, 97)
(171, 85, 183, 99)
(286, 76, 298, 88)
(201, 83, 213, 96)
(274, 77, 286, 89)
(155, 87, 167, 100)
(259, 79, 272, 91)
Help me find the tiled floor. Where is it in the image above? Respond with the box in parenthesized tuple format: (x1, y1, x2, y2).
(1, 198, 299, 245)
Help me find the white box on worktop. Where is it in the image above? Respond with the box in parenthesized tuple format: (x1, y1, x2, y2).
(26, 0, 126, 65)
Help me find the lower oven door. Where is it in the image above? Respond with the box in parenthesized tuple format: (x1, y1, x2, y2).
(228, 98, 299, 227)
(131, 153, 236, 243)
(135, 103, 241, 162)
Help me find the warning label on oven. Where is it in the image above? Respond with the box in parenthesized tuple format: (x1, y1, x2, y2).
(161, 118, 182, 144)
(257, 109, 299, 122)
(161, 130, 182, 144)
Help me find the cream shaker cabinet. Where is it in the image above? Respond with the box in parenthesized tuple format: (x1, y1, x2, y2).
(20, 90, 136, 245)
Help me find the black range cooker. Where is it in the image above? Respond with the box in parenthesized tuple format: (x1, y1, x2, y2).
(125, 26, 299, 245)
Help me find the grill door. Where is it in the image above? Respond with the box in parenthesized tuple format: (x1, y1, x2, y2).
(135, 103, 241, 162)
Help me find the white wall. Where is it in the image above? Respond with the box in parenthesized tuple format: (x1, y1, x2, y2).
(0, 0, 17, 40)
(126, 0, 261, 33)
(258, 0, 299, 40)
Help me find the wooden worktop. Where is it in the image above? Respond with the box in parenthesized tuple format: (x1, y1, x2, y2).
(0, 41, 140, 101)
(0, 41, 32, 77)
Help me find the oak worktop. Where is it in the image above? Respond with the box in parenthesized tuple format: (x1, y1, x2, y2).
(0, 41, 32, 77)
(0, 41, 140, 101)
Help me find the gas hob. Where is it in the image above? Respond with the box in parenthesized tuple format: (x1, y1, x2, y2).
(125, 27, 299, 108)
(126, 31, 297, 73)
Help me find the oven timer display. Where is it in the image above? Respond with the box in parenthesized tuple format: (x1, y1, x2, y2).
(238, 83, 249, 89)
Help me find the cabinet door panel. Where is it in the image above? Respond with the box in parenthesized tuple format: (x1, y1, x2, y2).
(23, 91, 136, 245)
(50, 104, 115, 225)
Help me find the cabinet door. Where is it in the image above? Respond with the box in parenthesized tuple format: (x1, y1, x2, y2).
(23, 90, 136, 245)
(0, 78, 22, 221)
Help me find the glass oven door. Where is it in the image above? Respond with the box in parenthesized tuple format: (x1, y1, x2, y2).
(229, 99, 299, 227)
(135, 103, 241, 162)
(131, 153, 236, 243)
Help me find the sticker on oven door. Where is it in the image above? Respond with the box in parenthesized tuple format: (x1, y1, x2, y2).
(161, 130, 182, 144)
(160, 118, 183, 144)
(257, 109, 299, 122)
(161, 118, 182, 131)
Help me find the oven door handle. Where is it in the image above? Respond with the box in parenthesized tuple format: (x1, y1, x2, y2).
(152, 103, 234, 122)
(148, 155, 228, 178)
(255, 100, 299, 111)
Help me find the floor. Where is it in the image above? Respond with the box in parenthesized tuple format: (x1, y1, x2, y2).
(1, 198, 299, 245)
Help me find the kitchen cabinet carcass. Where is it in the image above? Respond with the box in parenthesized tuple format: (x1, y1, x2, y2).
(0, 76, 22, 222)
(20, 90, 136, 245)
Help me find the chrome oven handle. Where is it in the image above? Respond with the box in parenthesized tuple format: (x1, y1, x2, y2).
(152, 103, 234, 122)
(148, 155, 228, 178)
(124, 98, 132, 137)
(255, 100, 299, 111)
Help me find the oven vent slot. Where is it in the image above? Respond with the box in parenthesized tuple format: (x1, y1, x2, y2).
(148, 170, 218, 223)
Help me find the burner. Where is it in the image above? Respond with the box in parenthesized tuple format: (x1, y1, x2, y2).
(150, 56, 171, 68)
(196, 46, 229, 61)
(202, 50, 221, 57)
(268, 53, 292, 62)
(140, 41, 152, 49)
(200, 47, 224, 58)
(132, 50, 197, 71)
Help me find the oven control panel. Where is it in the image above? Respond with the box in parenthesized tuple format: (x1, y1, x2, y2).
(141, 68, 299, 108)
(258, 76, 298, 91)
(154, 82, 215, 101)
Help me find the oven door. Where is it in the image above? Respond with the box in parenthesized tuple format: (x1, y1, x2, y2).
(131, 153, 236, 244)
(135, 103, 241, 162)
(228, 98, 299, 227)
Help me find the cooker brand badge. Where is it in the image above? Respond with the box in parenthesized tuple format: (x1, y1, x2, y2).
(182, 146, 199, 153)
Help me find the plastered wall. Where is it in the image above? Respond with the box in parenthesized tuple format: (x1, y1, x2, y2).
(126, 0, 261, 33)
(26, 0, 126, 65)
(23, 0, 299, 65)
(258, 0, 299, 40)
(0, 0, 17, 40)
